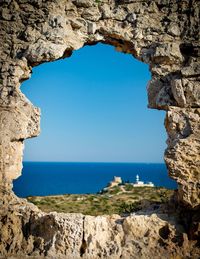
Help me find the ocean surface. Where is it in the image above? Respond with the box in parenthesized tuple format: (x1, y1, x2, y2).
(13, 162, 177, 197)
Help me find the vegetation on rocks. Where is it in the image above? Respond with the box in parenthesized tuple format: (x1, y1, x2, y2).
(27, 186, 173, 216)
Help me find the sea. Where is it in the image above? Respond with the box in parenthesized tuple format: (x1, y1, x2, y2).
(13, 162, 177, 198)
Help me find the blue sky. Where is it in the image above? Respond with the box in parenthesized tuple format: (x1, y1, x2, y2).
(21, 43, 166, 163)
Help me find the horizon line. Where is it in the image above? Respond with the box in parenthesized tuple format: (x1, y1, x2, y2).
(23, 161, 165, 164)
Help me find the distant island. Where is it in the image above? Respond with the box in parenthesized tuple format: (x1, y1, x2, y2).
(27, 176, 173, 216)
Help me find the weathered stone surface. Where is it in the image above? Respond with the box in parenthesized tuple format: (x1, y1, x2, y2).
(165, 107, 200, 208)
(0, 0, 200, 257)
(0, 192, 199, 259)
(0, 0, 199, 208)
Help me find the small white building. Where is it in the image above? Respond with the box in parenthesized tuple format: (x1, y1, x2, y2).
(133, 174, 154, 187)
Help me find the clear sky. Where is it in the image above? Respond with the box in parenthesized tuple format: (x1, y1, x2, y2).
(21, 43, 167, 163)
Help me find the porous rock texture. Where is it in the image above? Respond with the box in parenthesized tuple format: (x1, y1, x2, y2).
(0, 192, 200, 259)
(0, 0, 200, 258)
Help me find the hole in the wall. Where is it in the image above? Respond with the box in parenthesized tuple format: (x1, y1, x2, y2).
(13, 43, 177, 215)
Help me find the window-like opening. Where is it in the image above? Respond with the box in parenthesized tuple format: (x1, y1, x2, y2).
(13, 43, 176, 215)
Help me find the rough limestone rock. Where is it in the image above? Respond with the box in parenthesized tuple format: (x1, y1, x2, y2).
(0, 192, 199, 259)
(0, 0, 200, 258)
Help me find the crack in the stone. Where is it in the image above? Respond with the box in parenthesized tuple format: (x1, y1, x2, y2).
(80, 215, 87, 257)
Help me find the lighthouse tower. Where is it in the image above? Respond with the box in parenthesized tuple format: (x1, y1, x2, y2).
(134, 174, 144, 186)
(136, 174, 139, 183)
(133, 174, 154, 187)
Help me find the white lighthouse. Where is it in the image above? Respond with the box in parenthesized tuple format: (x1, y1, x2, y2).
(134, 174, 144, 186)
(133, 174, 154, 187)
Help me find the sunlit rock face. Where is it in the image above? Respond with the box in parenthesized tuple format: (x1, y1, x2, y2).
(0, 0, 199, 258)
(165, 108, 200, 208)
(0, 192, 199, 259)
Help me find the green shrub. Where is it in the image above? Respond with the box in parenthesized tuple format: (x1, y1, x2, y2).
(109, 186, 121, 195)
(124, 184, 133, 192)
(118, 201, 142, 214)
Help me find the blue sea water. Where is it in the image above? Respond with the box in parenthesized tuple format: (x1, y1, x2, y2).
(13, 162, 177, 197)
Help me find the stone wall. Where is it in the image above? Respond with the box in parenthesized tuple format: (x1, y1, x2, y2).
(1, 0, 199, 208)
(0, 0, 199, 257)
